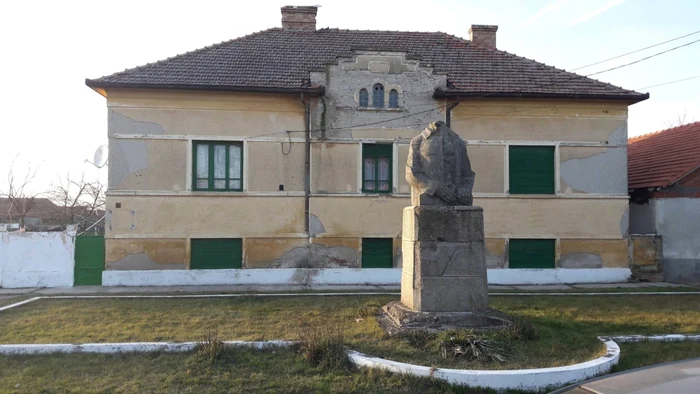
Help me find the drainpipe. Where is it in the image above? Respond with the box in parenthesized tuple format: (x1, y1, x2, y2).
(301, 94, 311, 237)
(445, 100, 460, 128)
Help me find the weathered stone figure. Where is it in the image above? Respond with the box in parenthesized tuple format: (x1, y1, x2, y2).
(406, 121, 475, 206)
(381, 121, 508, 333)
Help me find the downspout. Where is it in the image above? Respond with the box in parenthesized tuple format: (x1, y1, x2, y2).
(301, 94, 311, 237)
(445, 100, 460, 128)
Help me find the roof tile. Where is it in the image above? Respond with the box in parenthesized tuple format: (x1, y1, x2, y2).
(628, 121, 700, 189)
(87, 28, 646, 100)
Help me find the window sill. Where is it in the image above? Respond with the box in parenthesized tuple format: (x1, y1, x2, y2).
(356, 107, 404, 112)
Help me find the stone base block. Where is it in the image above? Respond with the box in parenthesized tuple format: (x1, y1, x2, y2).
(402, 205, 488, 312)
(401, 272, 488, 312)
(380, 301, 512, 334)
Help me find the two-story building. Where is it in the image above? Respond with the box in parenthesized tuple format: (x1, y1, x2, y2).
(86, 6, 648, 286)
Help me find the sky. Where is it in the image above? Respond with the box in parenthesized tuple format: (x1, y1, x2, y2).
(1, 0, 698, 193)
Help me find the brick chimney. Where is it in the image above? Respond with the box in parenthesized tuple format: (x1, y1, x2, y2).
(281, 6, 318, 30)
(469, 25, 498, 50)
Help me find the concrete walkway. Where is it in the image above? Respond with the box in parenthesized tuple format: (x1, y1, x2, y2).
(0, 282, 692, 296)
(553, 358, 700, 394)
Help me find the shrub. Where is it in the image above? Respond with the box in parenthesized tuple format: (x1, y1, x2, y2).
(503, 317, 539, 341)
(193, 331, 235, 365)
(297, 322, 352, 371)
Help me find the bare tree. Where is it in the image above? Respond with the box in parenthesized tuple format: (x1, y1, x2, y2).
(665, 110, 696, 129)
(48, 173, 105, 233)
(0, 156, 42, 230)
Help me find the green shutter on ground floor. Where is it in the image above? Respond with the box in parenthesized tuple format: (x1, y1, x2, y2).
(508, 239, 556, 269)
(509, 146, 555, 194)
(190, 238, 242, 269)
(361, 238, 394, 268)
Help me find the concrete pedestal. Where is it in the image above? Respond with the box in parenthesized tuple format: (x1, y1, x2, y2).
(400, 205, 488, 312)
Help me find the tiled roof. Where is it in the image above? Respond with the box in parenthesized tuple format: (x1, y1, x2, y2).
(628, 121, 700, 189)
(86, 28, 647, 101)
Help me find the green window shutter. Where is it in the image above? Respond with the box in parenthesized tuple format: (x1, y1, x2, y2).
(509, 146, 555, 194)
(508, 239, 555, 268)
(190, 239, 242, 269)
(362, 238, 394, 268)
(362, 144, 393, 193)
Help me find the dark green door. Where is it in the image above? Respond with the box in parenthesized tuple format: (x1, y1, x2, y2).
(74, 235, 104, 285)
(509, 239, 555, 268)
(362, 238, 394, 268)
(190, 238, 242, 269)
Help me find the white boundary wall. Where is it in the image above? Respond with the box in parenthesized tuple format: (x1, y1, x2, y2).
(0, 231, 75, 288)
(102, 268, 631, 287)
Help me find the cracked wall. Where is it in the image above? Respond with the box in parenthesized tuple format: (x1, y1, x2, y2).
(309, 51, 447, 141)
(560, 147, 627, 195)
(558, 239, 628, 268)
(109, 137, 187, 191)
(106, 238, 186, 270)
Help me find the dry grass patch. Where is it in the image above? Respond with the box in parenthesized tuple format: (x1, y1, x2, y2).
(0, 294, 698, 370)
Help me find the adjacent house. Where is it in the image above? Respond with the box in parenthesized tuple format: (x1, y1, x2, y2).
(86, 6, 649, 285)
(628, 121, 700, 285)
(0, 198, 103, 233)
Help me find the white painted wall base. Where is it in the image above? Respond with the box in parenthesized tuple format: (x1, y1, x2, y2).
(487, 268, 632, 285)
(0, 231, 75, 288)
(102, 268, 400, 287)
(102, 268, 631, 287)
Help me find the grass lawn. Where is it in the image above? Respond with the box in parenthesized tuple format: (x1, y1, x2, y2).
(1, 342, 697, 394)
(0, 294, 699, 370)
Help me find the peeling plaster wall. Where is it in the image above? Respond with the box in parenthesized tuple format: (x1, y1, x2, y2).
(311, 196, 628, 239)
(469, 145, 505, 193)
(247, 142, 305, 192)
(107, 90, 304, 137)
(451, 100, 628, 142)
(477, 197, 628, 239)
(106, 238, 186, 270)
(309, 51, 447, 140)
(105, 196, 305, 238)
(558, 239, 628, 268)
(560, 147, 627, 195)
(109, 138, 187, 191)
(311, 143, 358, 193)
(0, 231, 75, 288)
(310, 196, 405, 237)
(485, 239, 506, 268)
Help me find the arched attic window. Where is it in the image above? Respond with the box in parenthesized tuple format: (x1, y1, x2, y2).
(359, 89, 369, 107)
(389, 89, 399, 108)
(373, 84, 385, 108)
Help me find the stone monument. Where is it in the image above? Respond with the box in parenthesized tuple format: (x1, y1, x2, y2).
(382, 121, 510, 332)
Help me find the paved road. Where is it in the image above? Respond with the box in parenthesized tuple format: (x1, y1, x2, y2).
(553, 358, 700, 394)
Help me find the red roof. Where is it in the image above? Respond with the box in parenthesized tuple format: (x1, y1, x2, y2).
(628, 121, 700, 190)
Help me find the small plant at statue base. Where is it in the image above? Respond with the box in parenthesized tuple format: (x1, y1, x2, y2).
(438, 332, 508, 363)
(297, 322, 352, 371)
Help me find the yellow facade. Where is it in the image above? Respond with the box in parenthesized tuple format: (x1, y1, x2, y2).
(103, 88, 633, 271)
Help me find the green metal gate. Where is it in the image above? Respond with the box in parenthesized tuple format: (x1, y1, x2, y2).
(74, 235, 105, 285)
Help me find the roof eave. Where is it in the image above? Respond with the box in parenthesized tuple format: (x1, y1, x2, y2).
(84, 79, 326, 96)
(433, 88, 649, 103)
